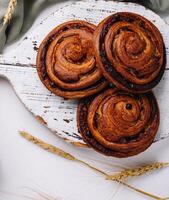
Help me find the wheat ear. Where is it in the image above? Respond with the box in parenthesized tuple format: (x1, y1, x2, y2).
(19, 131, 169, 200)
(108, 162, 169, 181)
(3, 0, 17, 25)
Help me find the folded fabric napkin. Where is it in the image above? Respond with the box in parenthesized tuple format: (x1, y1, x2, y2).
(0, 0, 169, 53)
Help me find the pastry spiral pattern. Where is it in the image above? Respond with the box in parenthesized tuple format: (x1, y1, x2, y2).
(37, 20, 107, 99)
(94, 12, 166, 93)
(77, 88, 159, 157)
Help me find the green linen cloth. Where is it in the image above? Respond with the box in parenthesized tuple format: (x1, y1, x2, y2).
(148, 0, 169, 11)
(0, 0, 169, 53)
(0, 0, 66, 52)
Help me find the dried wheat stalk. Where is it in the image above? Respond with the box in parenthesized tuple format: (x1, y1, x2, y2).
(19, 131, 116, 176)
(19, 131, 169, 200)
(108, 162, 169, 181)
(20, 131, 76, 160)
(3, 0, 17, 25)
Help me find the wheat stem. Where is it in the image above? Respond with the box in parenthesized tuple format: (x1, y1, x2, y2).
(3, 0, 17, 25)
(76, 159, 109, 176)
(118, 181, 166, 200)
(19, 131, 169, 200)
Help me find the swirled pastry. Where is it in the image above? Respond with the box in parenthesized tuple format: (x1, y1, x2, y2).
(77, 88, 159, 157)
(94, 12, 166, 93)
(37, 20, 107, 99)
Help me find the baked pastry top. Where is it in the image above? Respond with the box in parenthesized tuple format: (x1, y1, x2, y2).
(37, 20, 107, 99)
(77, 88, 159, 157)
(94, 12, 166, 93)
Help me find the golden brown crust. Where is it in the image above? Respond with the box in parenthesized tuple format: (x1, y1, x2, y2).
(77, 88, 159, 158)
(37, 20, 107, 99)
(94, 12, 166, 93)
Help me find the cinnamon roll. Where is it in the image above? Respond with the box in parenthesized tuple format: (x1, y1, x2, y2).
(94, 12, 166, 93)
(37, 20, 107, 99)
(77, 88, 159, 157)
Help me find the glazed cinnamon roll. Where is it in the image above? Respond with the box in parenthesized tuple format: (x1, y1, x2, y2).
(77, 88, 159, 157)
(37, 20, 107, 99)
(94, 12, 166, 93)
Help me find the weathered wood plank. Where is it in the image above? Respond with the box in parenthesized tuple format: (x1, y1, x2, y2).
(1, 0, 169, 67)
(0, 0, 169, 146)
(1, 63, 169, 144)
(0, 64, 83, 145)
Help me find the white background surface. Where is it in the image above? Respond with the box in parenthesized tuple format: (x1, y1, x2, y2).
(0, 1, 169, 200)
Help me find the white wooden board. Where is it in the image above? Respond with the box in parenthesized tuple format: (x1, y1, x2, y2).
(0, 0, 169, 146)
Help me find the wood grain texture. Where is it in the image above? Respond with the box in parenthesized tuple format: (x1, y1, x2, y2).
(0, 0, 169, 146)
